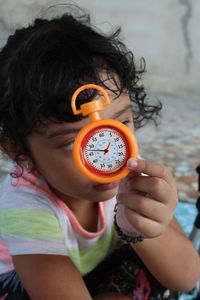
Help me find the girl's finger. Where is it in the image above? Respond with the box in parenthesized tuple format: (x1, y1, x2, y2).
(117, 192, 169, 223)
(124, 206, 165, 238)
(127, 158, 173, 185)
(126, 175, 172, 204)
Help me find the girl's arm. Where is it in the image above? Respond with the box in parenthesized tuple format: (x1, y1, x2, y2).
(116, 158, 200, 292)
(132, 217, 200, 291)
(13, 254, 92, 300)
(13, 254, 131, 300)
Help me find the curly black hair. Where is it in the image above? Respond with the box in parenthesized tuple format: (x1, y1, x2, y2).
(0, 6, 161, 167)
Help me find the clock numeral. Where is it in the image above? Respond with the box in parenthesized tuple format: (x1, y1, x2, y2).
(100, 163, 105, 168)
(118, 152, 124, 156)
(99, 133, 105, 137)
(115, 159, 120, 164)
(92, 137, 97, 142)
(109, 132, 113, 137)
(89, 144, 94, 149)
(108, 164, 113, 169)
(93, 159, 98, 163)
(114, 137, 119, 142)
(118, 144, 124, 149)
(89, 152, 94, 156)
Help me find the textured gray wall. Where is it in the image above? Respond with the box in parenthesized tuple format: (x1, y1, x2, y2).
(0, 0, 199, 100)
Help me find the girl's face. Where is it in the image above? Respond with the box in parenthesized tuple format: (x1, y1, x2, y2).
(26, 86, 135, 206)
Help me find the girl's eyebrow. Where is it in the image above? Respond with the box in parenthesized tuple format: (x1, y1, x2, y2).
(42, 104, 133, 139)
(35, 127, 81, 139)
(46, 127, 81, 139)
(112, 104, 132, 119)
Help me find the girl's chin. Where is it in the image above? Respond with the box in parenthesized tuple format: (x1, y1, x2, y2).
(93, 181, 120, 191)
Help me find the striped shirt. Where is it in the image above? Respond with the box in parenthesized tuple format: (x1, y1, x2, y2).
(0, 168, 118, 276)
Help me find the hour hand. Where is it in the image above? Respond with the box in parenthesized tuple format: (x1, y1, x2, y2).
(104, 142, 111, 154)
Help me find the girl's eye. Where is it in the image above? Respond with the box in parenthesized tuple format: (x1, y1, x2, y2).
(63, 141, 74, 150)
(122, 120, 131, 126)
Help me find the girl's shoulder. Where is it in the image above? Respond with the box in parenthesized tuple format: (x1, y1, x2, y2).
(0, 169, 67, 263)
(0, 168, 59, 216)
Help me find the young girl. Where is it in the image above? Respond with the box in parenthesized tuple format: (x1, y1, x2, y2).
(0, 6, 199, 300)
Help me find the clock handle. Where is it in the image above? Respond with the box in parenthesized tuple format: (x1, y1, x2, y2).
(71, 84, 110, 118)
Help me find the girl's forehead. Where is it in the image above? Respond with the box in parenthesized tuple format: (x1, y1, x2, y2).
(34, 93, 132, 139)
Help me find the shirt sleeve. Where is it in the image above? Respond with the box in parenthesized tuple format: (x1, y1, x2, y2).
(0, 188, 67, 256)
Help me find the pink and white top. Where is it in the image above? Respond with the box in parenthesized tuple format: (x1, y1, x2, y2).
(0, 168, 118, 276)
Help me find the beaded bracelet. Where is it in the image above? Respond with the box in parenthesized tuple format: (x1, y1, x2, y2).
(114, 203, 144, 243)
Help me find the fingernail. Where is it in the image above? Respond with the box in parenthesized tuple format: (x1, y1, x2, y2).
(127, 158, 138, 169)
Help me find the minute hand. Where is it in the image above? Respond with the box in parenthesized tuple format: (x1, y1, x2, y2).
(88, 149, 106, 152)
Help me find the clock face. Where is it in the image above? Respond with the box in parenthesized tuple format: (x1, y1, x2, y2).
(80, 126, 129, 174)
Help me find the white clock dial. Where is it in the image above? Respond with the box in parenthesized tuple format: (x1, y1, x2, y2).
(84, 128, 127, 172)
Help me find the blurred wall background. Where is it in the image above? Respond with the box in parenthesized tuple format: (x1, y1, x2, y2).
(0, 0, 199, 100)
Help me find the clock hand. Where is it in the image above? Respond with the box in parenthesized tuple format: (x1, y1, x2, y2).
(88, 143, 111, 154)
(104, 142, 111, 155)
(87, 150, 105, 152)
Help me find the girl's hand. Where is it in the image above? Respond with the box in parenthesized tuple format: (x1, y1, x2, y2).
(116, 158, 178, 239)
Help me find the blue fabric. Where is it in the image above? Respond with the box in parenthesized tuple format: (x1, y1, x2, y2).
(174, 201, 198, 237)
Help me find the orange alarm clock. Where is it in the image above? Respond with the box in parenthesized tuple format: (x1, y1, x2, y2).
(71, 84, 138, 183)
